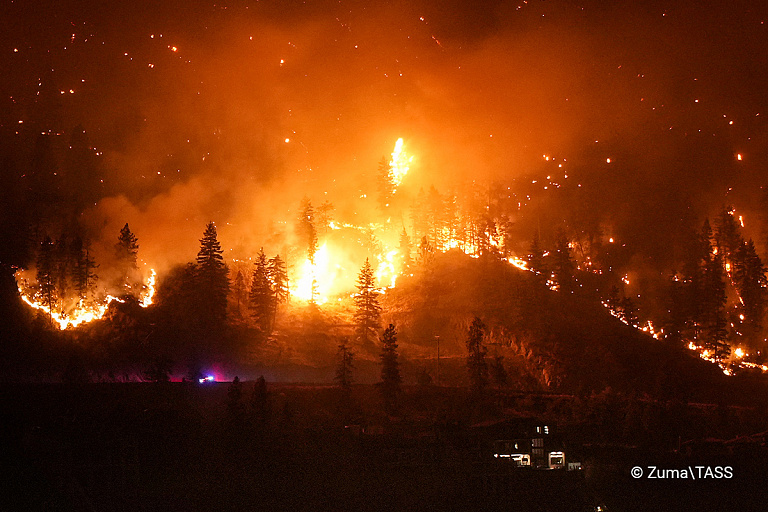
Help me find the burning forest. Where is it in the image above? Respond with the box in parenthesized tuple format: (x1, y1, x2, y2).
(4, 1, 768, 510)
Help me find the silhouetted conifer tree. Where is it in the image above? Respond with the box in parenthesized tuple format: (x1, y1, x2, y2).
(354, 259, 381, 348)
(196, 222, 229, 328)
(249, 248, 273, 334)
(268, 254, 290, 306)
(115, 223, 139, 295)
(378, 323, 401, 413)
(734, 239, 767, 341)
(298, 197, 318, 263)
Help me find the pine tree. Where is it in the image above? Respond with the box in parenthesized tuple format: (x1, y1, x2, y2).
(316, 200, 335, 234)
(733, 239, 767, 341)
(36, 236, 57, 316)
(714, 206, 742, 267)
(268, 254, 289, 322)
(298, 197, 318, 263)
(115, 223, 139, 295)
(702, 252, 730, 361)
(335, 340, 354, 391)
(354, 259, 382, 348)
(466, 317, 489, 395)
(249, 248, 273, 334)
(379, 323, 401, 413)
(196, 221, 229, 328)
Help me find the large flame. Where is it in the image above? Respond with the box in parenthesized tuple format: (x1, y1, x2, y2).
(389, 137, 412, 191)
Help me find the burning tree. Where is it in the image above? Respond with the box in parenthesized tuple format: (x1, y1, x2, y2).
(298, 197, 318, 264)
(267, 254, 289, 320)
(466, 317, 489, 395)
(354, 259, 381, 348)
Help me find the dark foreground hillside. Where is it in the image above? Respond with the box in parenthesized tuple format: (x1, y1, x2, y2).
(3, 382, 768, 512)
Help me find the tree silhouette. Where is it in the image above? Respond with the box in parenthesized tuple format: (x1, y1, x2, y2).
(268, 254, 290, 317)
(196, 222, 229, 329)
(466, 317, 489, 395)
(249, 248, 273, 334)
(115, 223, 139, 296)
(378, 323, 401, 414)
(733, 239, 767, 342)
(335, 340, 354, 391)
(354, 259, 381, 348)
(298, 197, 318, 263)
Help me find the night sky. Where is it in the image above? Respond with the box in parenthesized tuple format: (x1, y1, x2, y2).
(3, 0, 768, 271)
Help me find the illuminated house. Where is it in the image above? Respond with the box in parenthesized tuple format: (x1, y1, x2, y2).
(471, 418, 570, 470)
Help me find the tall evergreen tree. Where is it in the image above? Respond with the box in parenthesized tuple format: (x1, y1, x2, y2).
(714, 206, 742, 267)
(316, 201, 335, 235)
(354, 259, 382, 348)
(268, 254, 289, 321)
(466, 317, 489, 395)
(733, 239, 767, 341)
(378, 323, 401, 413)
(702, 252, 730, 361)
(115, 223, 139, 295)
(196, 221, 229, 328)
(298, 197, 318, 263)
(249, 248, 273, 334)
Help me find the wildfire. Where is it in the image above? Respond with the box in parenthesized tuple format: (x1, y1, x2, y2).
(389, 138, 412, 191)
(16, 268, 157, 330)
(375, 249, 399, 289)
